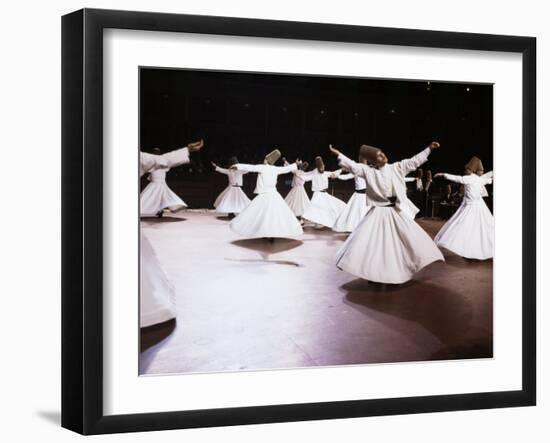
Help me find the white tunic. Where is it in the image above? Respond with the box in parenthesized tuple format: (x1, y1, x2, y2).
(215, 166, 246, 186)
(291, 170, 312, 187)
(139, 147, 190, 327)
(236, 163, 297, 194)
(335, 147, 444, 283)
(337, 148, 432, 219)
(442, 173, 491, 203)
(302, 168, 339, 192)
(282, 160, 313, 188)
(434, 173, 494, 259)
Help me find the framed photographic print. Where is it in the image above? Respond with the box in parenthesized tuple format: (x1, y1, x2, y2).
(61, 8, 536, 435)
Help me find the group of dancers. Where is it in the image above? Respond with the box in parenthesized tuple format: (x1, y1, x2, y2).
(139, 139, 494, 325)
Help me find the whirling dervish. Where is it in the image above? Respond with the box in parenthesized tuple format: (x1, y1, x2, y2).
(332, 160, 370, 233)
(283, 157, 312, 222)
(301, 156, 346, 228)
(328, 141, 444, 284)
(139, 139, 204, 327)
(212, 156, 251, 218)
(140, 147, 188, 217)
(433, 156, 494, 260)
(229, 149, 304, 239)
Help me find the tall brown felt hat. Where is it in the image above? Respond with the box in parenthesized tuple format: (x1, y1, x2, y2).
(315, 156, 325, 170)
(265, 149, 281, 165)
(359, 144, 381, 164)
(465, 156, 484, 175)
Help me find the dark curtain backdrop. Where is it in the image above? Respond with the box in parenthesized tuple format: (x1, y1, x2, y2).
(140, 68, 493, 209)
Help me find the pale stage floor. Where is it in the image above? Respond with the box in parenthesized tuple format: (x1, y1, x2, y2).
(140, 211, 492, 375)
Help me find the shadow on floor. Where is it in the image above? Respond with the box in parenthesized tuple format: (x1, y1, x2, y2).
(302, 226, 344, 236)
(342, 278, 491, 359)
(35, 410, 60, 426)
(231, 238, 303, 254)
(230, 238, 304, 262)
(429, 338, 493, 360)
(140, 319, 177, 352)
(224, 257, 302, 267)
(140, 216, 187, 223)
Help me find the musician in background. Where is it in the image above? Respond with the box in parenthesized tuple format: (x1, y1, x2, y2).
(424, 170, 433, 217)
(439, 183, 462, 219)
(412, 168, 425, 217)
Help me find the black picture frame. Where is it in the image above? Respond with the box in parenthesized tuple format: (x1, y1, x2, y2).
(61, 8, 536, 435)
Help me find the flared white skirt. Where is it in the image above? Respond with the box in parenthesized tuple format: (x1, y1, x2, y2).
(302, 191, 347, 227)
(332, 191, 369, 232)
(435, 200, 494, 259)
(336, 206, 444, 284)
(284, 185, 310, 216)
(214, 186, 251, 214)
(230, 190, 303, 239)
(140, 182, 186, 216)
(140, 231, 176, 328)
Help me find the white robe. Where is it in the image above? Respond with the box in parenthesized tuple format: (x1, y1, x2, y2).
(332, 172, 369, 233)
(301, 169, 346, 227)
(434, 173, 494, 259)
(229, 163, 303, 238)
(213, 166, 251, 214)
(284, 167, 312, 217)
(139, 147, 190, 327)
(335, 148, 444, 284)
(140, 168, 187, 216)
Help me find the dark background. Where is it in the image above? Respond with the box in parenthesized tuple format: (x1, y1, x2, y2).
(140, 68, 493, 208)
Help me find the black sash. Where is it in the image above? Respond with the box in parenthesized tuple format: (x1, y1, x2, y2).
(355, 189, 366, 194)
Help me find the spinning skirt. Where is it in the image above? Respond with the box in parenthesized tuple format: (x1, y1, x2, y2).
(336, 206, 444, 284)
(302, 191, 346, 227)
(435, 200, 494, 260)
(230, 190, 304, 239)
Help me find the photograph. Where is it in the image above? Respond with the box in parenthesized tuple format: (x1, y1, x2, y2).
(138, 67, 494, 376)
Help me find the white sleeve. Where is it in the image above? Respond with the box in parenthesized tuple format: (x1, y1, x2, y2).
(443, 173, 466, 184)
(337, 153, 366, 177)
(161, 147, 191, 168)
(283, 159, 297, 174)
(336, 172, 354, 181)
(480, 171, 493, 185)
(404, 177, 416, 183)
(236, 163, 263, 173)
(395, 147, 431, 176)
(275, 163, 298, 175)
(140, 152, 169, 177)
(326, 169, 342, 179)
(215, 166, 229, 175)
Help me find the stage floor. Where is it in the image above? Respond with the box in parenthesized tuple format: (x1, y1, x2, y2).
(140, 211, 493, 375)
